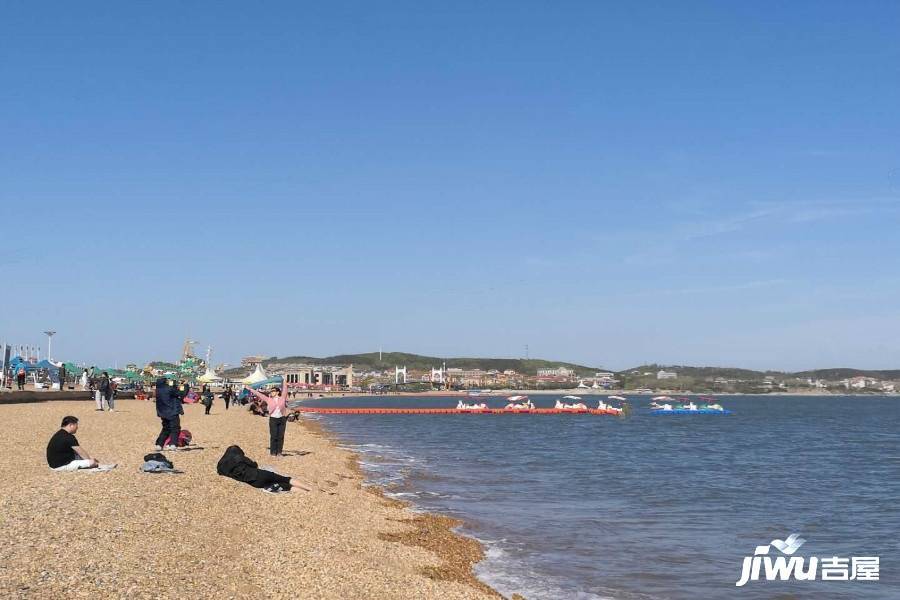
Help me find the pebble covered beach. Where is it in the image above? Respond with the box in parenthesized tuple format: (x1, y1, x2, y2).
(0, 398, 498, 599)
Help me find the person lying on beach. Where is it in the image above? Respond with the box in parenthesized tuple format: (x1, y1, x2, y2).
(46, 415, 108, 471)
(216, 445, 315, 493)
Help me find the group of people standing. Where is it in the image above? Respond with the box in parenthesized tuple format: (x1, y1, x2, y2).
(199, 383, 237, 414)
(81, 369, 116, 411)
(152, 379, 289, 457)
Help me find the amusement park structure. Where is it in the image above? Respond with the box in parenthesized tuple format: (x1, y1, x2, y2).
(182, 339, 198, 361)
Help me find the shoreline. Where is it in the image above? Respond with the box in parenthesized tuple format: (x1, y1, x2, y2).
(348, 389, 900, 397)
(298, 417, 502, 598)
(290, 388, 900, 402)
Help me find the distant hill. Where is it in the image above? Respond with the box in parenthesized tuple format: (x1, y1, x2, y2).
(620, 364, 777, 379)
(621, 364, 900, 380)
(791, 368, 900, 380)
(222, 354, 900, 381)
(228, 352, 605, 376)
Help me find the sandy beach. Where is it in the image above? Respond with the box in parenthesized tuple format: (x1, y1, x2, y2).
(0, 399, 498, 599)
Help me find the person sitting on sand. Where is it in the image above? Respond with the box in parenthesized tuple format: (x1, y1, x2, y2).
(248, 398, 266, 416)
(47, 416, 100, 471)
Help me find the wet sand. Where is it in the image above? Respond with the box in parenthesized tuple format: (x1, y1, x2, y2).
(0, 399, 498, 599)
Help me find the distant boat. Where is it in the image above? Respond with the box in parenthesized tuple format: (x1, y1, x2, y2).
(562, 395, 582, 400)
(504, 395, 534, 411)
(649, 397, 731, 415)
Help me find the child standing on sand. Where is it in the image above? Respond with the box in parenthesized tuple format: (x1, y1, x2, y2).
(244, 383, 289, 456)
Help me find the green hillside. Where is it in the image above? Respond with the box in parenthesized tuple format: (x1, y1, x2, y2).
(621, 364, 900, 380)
(619, 364, 778, 379)
(791, 368, 900, 380)
(257, 352, 604, 376)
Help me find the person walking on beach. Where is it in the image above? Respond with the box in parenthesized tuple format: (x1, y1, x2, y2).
(222, 385, 233, 410)
(16, 366, 26, 391)
(154, 378, 184, 451)
(109, 378, 118, 410)
(92, 375, 104, 410)
(98, 371, 113, 411)
(202, 384, 213, 415)
(244, 383, 290, 456)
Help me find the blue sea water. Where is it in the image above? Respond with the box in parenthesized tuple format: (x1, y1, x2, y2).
(304, 395, 899, 599)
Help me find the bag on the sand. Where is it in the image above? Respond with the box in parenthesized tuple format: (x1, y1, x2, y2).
(143, 453, 174, 468)
(163, 429, 192, 447)
(141, 460, 176, 473)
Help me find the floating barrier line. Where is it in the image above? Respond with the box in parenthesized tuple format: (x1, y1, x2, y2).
(293, 407, 623, 415)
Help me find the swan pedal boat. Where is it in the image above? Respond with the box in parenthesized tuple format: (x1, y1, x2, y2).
(456, 401, 490, 412)
(649, 400, 731, 415)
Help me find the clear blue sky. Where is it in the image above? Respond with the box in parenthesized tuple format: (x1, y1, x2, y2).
(2, 2, 899, 371)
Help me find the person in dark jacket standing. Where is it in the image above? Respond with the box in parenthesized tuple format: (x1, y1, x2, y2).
(154, 378, 184, 451)
(98, 372, 113, 411)
(201, 385, 213, 415)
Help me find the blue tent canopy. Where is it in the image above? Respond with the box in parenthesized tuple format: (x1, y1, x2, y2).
(8, 356, 48, 373)
(238, 376, 285, 400)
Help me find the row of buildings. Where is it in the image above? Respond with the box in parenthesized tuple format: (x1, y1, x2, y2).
(238, 357, 618, 390)
(239, 356, 900, 393)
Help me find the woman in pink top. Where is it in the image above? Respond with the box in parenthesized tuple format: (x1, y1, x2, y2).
(244, 383, 290, 456)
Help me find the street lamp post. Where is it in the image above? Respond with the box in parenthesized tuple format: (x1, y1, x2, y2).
(44, 331, 56, 362)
